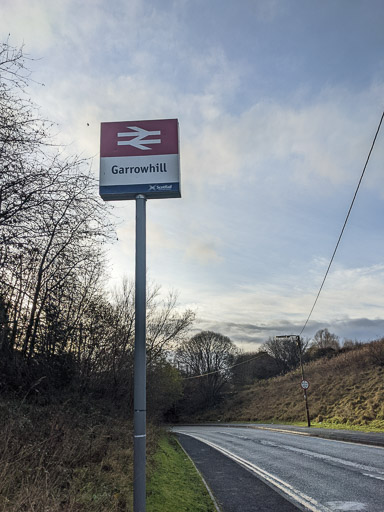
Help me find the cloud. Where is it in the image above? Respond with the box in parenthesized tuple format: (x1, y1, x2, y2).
(1, 0, 60, 51)
(178, 88, 384, 198)
(193, 315, 384, 350)
(178, 260, 384, 348)
(184, 238, 223, 264)
(4, 0, 384, 353)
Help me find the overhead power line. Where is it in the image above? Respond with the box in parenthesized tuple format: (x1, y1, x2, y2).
(182, 352, 266, 380)
(181, 112, 384, 382)
(299, 111, 384, 336)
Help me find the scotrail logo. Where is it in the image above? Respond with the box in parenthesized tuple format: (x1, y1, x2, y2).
(148, 184, 173, 191)
(117, 126, 161, 151)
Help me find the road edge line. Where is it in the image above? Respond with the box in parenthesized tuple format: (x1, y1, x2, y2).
(178, 431, 333, 512)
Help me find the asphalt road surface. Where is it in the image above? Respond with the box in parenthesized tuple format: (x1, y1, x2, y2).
(173, 426, 384, 512)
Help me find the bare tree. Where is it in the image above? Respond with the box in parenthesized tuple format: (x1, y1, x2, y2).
(71, 279, 195, 398)
(0, 40, 53, 242)
(232, 350, 279, 387)
(15, 157, 113, 359)
(312, 328, 339, 350)
(263, 336, 307, 374)
(0, 40, 113, 365)
(146, 288, 195, 364)
(175, 331, 238, 407)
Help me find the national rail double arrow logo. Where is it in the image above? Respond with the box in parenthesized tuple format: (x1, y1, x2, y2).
(99, 118, 180, 200)
(117, 126, 161, 151)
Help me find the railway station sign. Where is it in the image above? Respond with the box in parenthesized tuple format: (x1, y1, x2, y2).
(99, 118, 180, 200)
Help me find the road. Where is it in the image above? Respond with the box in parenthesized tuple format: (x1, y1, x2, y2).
(173, 425, 384, 512)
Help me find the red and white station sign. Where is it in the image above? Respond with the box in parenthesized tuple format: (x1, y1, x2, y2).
(99, 118, 180, 200)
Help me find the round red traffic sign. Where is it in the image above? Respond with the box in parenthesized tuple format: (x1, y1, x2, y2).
(301, 380, 309, 390)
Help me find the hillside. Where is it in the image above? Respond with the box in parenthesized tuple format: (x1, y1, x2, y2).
(203, 341, 384, 430)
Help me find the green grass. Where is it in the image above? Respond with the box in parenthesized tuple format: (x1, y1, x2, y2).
(201, 419, 384, 433)
(307, 420, 384, 433)
(147, 434, 216, 512)
(254, 420, 384, 432)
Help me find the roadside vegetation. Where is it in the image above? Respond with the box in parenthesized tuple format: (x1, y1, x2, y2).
(0, 397, 136, 511)
(0, 398, 216, 512)
(147, 435, 216, 512)
(192, 338, 384, 432)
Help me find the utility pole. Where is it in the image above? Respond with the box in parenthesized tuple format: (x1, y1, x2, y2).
(295, 335, 311, 428)
(275, 335, 311, 428)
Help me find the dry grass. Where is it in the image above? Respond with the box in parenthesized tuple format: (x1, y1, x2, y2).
(210, 343, 384, 430)
(0, 398, 161, 511)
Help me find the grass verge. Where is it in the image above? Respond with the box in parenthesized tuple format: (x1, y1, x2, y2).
(305, 420, 384, 433)
(147, 434, 216, 512)
(248, 419, 384, 433)
(213, 420, 384, 433)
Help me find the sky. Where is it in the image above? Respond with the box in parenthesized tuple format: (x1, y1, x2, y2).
(2, 0, 384, 349)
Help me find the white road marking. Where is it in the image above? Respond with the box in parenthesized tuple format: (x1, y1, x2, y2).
(326, 502, 367, 511)
(178, 431, 333, 512)
(214, 430, 384, 480)
(256, 439, 384, 478)
(362, 472, 384, 481)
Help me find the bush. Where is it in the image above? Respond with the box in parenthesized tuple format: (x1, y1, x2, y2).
(0, 398, 136, 511)
(367, 338, 384, 367)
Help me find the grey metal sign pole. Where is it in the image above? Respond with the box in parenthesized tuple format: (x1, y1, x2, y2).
(99, 118, 180, 512)
(134, 194, 147, 512)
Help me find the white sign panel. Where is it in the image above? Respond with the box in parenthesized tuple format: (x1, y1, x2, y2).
(99, 119, 180, 200)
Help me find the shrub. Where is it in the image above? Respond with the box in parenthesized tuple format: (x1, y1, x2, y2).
(367, 338, 384, 367)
